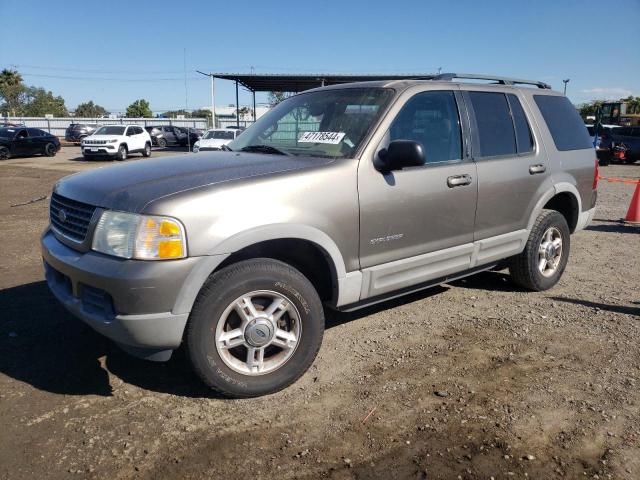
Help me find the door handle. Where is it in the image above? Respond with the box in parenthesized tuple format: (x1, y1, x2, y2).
(447, 174, 472, 188)
(529, 164, 546, 174)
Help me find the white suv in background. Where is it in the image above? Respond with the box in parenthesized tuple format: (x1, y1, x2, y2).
(82, 125, 152, 161)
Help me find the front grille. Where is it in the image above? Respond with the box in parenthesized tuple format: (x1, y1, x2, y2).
(50, 192, 97, 242)
(84, 139, 107, 145)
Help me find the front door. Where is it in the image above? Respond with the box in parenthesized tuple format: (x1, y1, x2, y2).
(358, 89, 478, 298)
(12, 129, 31, 156)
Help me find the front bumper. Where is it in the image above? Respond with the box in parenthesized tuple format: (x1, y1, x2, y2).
(82, 145, 117, 156)
(41, 229, 201, 358)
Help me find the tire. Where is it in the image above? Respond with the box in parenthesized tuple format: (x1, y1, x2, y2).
(116, 144, 127, 161)
(43, 142, 57, 157)
(508, 209, 570, 291)
(142, 142, 151, 157)
(157, 138, 167, 148)
(0, 146, 10, 160)
(187, 258, 325, 398)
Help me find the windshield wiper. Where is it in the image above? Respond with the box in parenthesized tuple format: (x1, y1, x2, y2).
(240, 144, 289, 155)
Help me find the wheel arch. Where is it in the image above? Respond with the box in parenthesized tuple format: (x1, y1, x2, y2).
(173, 225, 349, 315)
(527, 183, 582, 233)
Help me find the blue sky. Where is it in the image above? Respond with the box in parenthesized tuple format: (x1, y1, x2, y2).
(1, 0, 639, 114)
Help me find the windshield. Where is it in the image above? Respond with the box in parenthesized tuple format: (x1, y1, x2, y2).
(204, 130, 235, 140)
(94, 126, 125, 135)
(228, 87, 393, 158)
(0, 128, 17, 138)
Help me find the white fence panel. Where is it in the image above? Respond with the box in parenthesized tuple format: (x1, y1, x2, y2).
(3, 117, 208, 138)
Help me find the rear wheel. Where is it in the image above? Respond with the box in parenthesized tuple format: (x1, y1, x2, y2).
(116, 144, 127, 161)
(157, 137, 167, 148)
(142, 142, 151, 157)
(187, 258, 324, 398)
(43, 142, 57, 157)
(508, 209, 570, 291)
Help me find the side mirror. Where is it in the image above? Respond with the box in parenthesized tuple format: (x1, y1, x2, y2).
(374, 140, 426, 172)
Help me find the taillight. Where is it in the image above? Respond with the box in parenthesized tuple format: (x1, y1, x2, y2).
(593, 157, 599, 190)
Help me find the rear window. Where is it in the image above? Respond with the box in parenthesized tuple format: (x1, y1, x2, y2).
(469, 91, 516, 157)
(533, 95, 592, 151)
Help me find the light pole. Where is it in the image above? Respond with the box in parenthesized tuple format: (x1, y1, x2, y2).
(562, 78, 570, 96)
(196, 71, 216, 128)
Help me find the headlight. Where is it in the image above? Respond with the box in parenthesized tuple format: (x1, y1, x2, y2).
(108, 139, 118, 143)
(92, 211, 186, 260)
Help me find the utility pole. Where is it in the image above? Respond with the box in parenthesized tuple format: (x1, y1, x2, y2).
(562, 78, 570, 96)
(197, 70, 216, 128)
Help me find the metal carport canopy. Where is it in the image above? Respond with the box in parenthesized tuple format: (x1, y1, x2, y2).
(210, 73, 436, 92)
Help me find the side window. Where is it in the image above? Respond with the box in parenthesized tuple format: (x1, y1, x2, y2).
(533, 95, 592, 151)
(389, 90, 462, 163)
(468, 91, 516, 157)
(16, 129, 28, 139)
(126, 126, 134, 136)
(506, 94, 534, 154)
(27, 128, 42, 137)
(135, 126, 143, 134)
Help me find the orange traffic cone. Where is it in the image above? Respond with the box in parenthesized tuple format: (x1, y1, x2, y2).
(624, 181, 640, 224)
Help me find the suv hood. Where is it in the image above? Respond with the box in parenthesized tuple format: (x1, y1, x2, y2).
(55, 152, 333, 212)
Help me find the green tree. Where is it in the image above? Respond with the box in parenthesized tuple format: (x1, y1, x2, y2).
(621, 95, 640, 114)
(125, 99, 152, 118)
(191, 108, 212, 119)
(0, 69, 27, 116)
(22, 87, 68, 116)
(74, 100, 108, 118)
(578, 100, 604, 119)
(161, 109, 190, 118)
(268, 91, 292, 107)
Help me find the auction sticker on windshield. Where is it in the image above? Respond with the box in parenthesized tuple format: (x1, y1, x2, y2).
(298, 131, 345, 144)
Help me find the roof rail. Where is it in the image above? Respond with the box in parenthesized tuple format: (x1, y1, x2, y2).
(433, 73, 551, 89)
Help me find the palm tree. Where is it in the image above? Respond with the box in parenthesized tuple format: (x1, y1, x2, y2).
(0, 69, 26, 116)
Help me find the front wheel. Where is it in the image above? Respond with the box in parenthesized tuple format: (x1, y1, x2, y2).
(508, 209, 570, 291)
(187, 258, 324, 398)
(116, 145, 127, 161)
(0, 146, 10, 160)
(157, 138, 167, 148)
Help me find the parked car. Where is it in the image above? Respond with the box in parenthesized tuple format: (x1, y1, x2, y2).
(144, 125, 188, 148)
(65, 123, 98, 144)
(81, 125, 152, 160)
(42, 74, 597, 398)
(175, 126, 203, 147)
(192, 128, 242, 152)
(0, 127, 60, 159)
(599, 125, 640, 164)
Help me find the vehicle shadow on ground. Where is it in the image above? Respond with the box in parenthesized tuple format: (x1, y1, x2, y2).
(0, 281, 211, 398)
(0, 280, 452, 398)
(448, 269, 526, 292)
(550, 296, 640, 316)
(586, 222, 640, 234)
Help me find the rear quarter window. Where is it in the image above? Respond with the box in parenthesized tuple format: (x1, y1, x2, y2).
(534, 95, 592, 151)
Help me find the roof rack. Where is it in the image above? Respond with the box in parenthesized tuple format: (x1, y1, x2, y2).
(433, 73, 551, 89)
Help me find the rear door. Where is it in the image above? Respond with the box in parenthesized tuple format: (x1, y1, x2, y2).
(463, 89, 551, 240)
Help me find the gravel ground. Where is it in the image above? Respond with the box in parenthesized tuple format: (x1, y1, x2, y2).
(0, 155, 638, 480)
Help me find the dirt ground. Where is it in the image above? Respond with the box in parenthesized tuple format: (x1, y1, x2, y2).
(1, 149, 639, 480)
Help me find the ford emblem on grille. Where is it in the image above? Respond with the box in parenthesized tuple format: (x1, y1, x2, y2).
(58, 209, 67, 222)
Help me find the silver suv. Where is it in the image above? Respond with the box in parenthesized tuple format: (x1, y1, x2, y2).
(42, 73, 598, 397)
